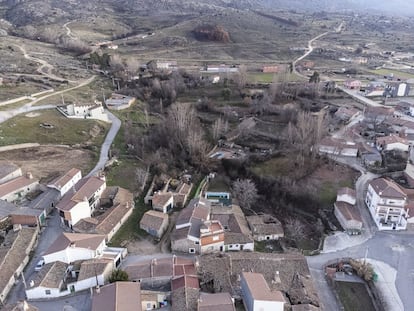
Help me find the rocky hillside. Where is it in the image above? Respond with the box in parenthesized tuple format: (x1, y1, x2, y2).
(0, 0, 259, 26)
(192, 24, 230, 43)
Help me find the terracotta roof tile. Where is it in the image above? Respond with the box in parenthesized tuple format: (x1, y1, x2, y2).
(198, 292, 235, 311)
(369, 178, 406, 199)
(242, 272, 285, 302)
(334, 201, 362, 222)
(140, 210, 168, 231)
(44, 233, 106, 256)
(92, 282, 141, 311)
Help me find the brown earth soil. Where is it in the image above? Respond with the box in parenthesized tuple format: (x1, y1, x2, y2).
(0, 145, 96, 183)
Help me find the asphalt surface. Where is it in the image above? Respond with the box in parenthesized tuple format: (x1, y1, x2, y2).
(86, 111, 121, 177)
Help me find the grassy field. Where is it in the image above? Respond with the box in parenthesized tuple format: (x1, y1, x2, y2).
(248, 72, 306, 83)
(107, 198, 150, 247)
(0, 109, 109, 146)
(106, 158, 144, 192)
(336, 281, 376, 311)
(251, 157, 293, 177)
(0, 84, 45, 102)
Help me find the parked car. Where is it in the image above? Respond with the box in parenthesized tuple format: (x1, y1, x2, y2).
(34, 258, 45, 271)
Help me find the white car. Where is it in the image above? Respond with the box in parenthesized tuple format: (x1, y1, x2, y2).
(34, 258, 45, 271)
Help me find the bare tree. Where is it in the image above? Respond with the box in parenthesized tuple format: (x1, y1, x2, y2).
(166, 102, 209, 165)
(125, 57, 140, 75)
(212, 117, 228, 140)
(21, 25, 37, 39)
(285, 110, 326, 166)
(285, 218, 306, 238)
(109, 54, 124, 72)
(232, 179, 258, 210)
(234, 64, 248, 90)
(136, 167, 148, 191)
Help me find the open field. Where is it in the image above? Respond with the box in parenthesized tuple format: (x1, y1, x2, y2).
(0, 145, 96, 183)
(335, 281, 376, 311)
(0, 109, 109, 147)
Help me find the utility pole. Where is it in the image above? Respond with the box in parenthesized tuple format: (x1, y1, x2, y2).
(364, 247, 369, 265)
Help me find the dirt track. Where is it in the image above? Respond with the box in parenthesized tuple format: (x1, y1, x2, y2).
(0, 145, 95, 183)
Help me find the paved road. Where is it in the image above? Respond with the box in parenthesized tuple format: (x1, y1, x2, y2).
(86, 111, 121, 177)
(6, 211, 66, 303)
(337, 86, 382, 108)
(308, 231, 413, 310)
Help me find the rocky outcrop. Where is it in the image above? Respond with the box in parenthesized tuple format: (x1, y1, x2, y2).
(192, 24, 230, 43)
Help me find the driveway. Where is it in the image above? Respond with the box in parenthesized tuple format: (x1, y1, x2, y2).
(86, 111, 121, 177)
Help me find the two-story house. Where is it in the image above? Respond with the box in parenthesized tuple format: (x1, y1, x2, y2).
(56, 176, 106, 227)
(171, 198, 225, 254)
(366, 178, 408, 230)
(47, 168, 82, 197)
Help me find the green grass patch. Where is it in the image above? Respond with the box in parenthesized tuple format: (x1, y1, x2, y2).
(0, 109, 109, 146)
(318, 179, 353, 208)
(106, 158, 144, 192)
(335, 281, 376, 311)
(248, 72, 306, 83)
(251, 157, 293, 177)
(254, 240, 283, 253)
(107, 198, 150, 247)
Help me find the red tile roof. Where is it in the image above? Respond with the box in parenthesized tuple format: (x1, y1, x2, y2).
(56, 176, 105, 211)
(171, 275, 200, 291)
(242, 272, 285, 302)
(92, 282, 141, 311)
(369, 178, 406, 199)
(44, 232, 106, 255)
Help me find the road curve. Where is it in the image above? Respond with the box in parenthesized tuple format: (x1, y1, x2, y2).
(86, 111, 121, 177)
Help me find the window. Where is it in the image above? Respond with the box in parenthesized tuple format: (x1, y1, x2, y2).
(213, 235, 219, 241)
(194, 241, 199, 245)
(189, 248, 195, 254)
(45, 290, 51, 295)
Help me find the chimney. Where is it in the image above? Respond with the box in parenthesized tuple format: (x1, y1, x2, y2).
(26, 172, 33, 179)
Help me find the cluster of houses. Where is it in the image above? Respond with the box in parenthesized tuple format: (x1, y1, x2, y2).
(56, 92, 136, 123)
(25, 232, 126, 300)
(120, 251, 318, 311)
(344, 78, 414, 98)
(0, 164, 135, 304)
(140, 174, 284, 256)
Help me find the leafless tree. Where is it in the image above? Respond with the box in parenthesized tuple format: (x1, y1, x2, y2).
(135, 167, 148, 191)
(285, 218, 306, 238)
(166, 102, 209, 165)
(285, 110, 326, 166)
(40, 27, 59, 43)
(234, 64, 248, 90)
(109, 54, 124, 72)
(125, 57, 140, 75)
(232, 179, 258, 210)
(21, 25, 37, 39)
(212, 117, 228, 140)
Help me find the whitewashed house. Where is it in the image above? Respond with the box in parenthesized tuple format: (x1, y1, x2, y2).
(42, 233, 107, 264)
(336, 187, 356, 205)
(56, 176, 106, 227)
(365, 178, 408, 230)
(47, 168, 82, 197)
(26, 259, 114, 300)
(0, 163, 22, 184)
(241, 272, 285, 311)
(335, 187, 362, 234)
(0, 173, 38, 203)
(376, 135, 410, 152)
(57, 101, 109, 122)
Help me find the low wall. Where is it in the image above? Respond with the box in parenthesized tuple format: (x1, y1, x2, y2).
(0, 143, 40, 152)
